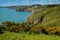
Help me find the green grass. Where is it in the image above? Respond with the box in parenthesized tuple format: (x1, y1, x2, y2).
(28, 5, 60, 27)
(0, 31, 60, 40)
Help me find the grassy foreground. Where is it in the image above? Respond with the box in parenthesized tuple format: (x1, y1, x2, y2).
(0, 31, 60, 40)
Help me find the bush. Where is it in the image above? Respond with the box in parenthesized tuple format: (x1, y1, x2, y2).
(56, 27, 60, 36)
(18, 22, 31, 32)
(18, 24, 24, 32)
(2, 21, 20, 33)
(30, 26, 43, 34)
(44, 27, 56, 35)
(0, 25, 5, 34)
(7, 24, 20, 33)
(24, 25, 31, 33)
(2, 21, 15, 27)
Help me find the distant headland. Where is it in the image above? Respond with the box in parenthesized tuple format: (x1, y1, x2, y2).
(0, 4, 59, 12)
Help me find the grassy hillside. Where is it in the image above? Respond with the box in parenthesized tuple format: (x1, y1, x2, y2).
(0, 31, 60, 40)
(28, 5, 60, 27)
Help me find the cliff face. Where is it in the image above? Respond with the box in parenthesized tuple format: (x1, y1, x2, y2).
(15, 4, 42, 12)
(27, 5, 60, 27)
(15, 4, 58, 12)
(1, 4, 58, 12)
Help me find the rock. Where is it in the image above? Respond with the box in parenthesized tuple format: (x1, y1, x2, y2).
(27, 16, 33, 24)
(33, 19, 39, 25)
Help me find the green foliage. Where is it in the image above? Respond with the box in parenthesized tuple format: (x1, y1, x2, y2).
(7, 25, 19, 33)
(18, 22, 31, 32)
(44, 27, 56, 35)
(2, 21, 15, 27)
(30, 25, 43, 34)
(2, 22, 31, 33)
(0, 25, 5, 34)
(28, 5, 60, 27)
(0, 31, 60, 40)
(55, 27, 60, 35)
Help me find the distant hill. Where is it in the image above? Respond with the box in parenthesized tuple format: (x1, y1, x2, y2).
(0, 4, 58, 12)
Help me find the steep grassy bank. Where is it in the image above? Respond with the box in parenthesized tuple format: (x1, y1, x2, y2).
(28, 5, 60, 27)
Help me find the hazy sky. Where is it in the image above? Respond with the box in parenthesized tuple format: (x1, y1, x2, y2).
(0, 0, 60, 6)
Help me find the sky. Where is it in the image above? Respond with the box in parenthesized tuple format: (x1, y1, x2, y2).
(0, 0, 60, 6)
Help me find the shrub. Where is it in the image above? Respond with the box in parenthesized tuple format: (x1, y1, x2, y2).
(18, 24, 24, 31)
(18, 22, 31, 32)
(44, 27, 56, 35)
(56, 27, 60, 36)
(30, 26, 43, 34)
(2, 21, 15, 27)
(7, 24, 20, 33)
(0, 25, 5, 34)
(24, 25, 31, 32)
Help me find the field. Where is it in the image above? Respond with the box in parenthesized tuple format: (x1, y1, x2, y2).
(0, 31, 60, 40)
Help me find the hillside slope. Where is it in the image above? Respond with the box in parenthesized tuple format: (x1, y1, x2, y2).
(27, 5, 60, 27)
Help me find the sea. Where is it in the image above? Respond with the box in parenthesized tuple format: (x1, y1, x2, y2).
(0, 8, 32, 24)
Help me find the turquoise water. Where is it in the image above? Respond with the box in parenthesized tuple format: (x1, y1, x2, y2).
(0, 8, 32, 23)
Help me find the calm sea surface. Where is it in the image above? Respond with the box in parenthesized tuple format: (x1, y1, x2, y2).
(0, 8, 32, 23)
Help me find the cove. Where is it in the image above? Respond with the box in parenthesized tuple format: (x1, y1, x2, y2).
(0, 8, 32, 24)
